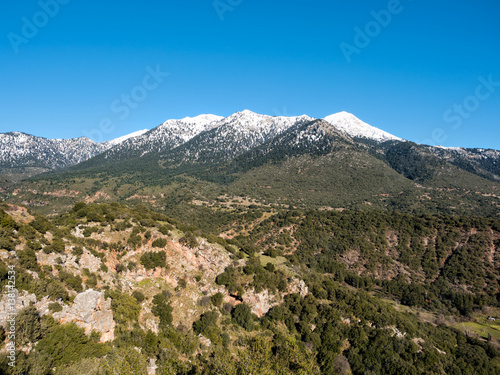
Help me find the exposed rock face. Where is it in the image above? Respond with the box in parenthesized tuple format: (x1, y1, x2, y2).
(53, 289, 115, 342)
(243, 289, 280, 317)
(287, 278, 308, 297)
(78, 250, 102, 273)
(147, 358, 158, 375)
(243, 278, 309, 317)
(5, 205, 34, 224)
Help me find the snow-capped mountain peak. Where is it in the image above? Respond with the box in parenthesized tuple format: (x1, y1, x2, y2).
(224, 110, 313, 132)
(179, 114, 224, 127)
(324, 111, 401, 142)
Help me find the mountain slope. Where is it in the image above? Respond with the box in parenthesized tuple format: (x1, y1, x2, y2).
(2, 203, 500, 374)
(158, 110, 313, 167)
(91, 114, 224, 164)
(3, 111, 500, 219)
(0, 132, 106, 170)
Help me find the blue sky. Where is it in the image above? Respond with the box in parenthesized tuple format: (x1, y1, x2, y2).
(1, 0, 499, 148)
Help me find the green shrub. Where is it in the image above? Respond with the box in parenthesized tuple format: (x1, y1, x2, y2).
(26, 240, 42, 250)
(103, 346, 147, 375)
(179, 231, 198, 248)
(211, 292, 224, 307)
(158, 224, 173, 235)
(49, 302, 63, 313)
(59, 271, 83, 292)
(35, 322, 108, 368)
(178, 279, 187, 289)
(140, 251, 166, 270)
(127, 261, 137, 271)
(232, 303, 254, 331)
(18, 248, 40, 272)
(72, 246, 84, 257)
(132, 290, 145, 303)
(193, 310, 219, 335)
(152, 238, 167, 248)
(152, 293, 173, 330)
(107, 290, 141, 325)
(16, 306, 42, 345)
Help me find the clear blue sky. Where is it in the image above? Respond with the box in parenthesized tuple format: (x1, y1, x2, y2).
(1, 1, 499, 149)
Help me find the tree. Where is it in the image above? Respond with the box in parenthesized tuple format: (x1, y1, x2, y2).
(104, 347, 148, 375)
(140, 251, 166, 270)
(54, 357, 106, 375)
(16, 306, 42, 345)
(35, 322, 108, 368)
(152, 293, 173, 329)
(211, 292, 224, 307)
(152, 238, 167, 248)
(193, 311, 219, 335)
(108, 290, 141, 325)
(232, 303, 254, 331)
(179, 231, 198, 248)
(18, 248, 40, 272)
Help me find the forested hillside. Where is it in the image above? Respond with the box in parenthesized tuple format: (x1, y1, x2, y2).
(0, 202, 499, 374)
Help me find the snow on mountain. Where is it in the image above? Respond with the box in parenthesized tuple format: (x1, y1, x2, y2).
(97, 114, 223, 161)
(103, 129, 149, 148)
(3, 110, 500, 184)
(154, 114, 223, 143)
(0, 128, 152, 171)
(219, 110, 313, 141)
(324, 112, 401, 142)
(161, 110, 314, 164)
(0, 132, 106, 169)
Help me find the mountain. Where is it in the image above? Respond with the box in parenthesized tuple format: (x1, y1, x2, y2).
(0, 129, 150, 184)
(2, 112, 500, 374)
(0, 111, 402, 179)
(324, 111, 401, 142)
(428, 145, 500, 182)
(158, 110, 313, 167)
(0, 132, 105, 170)
(3, 110, 500, 219)
(92, 114, 224, 163)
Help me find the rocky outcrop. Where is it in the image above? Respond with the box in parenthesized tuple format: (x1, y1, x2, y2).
(0, 289, 114, 343)
(78, 250, 102, 273)
(243, 278, 309, 317)
(53, 289, 115, 342)
(287, 278, 308, 297)
(243, 288, 280, 317)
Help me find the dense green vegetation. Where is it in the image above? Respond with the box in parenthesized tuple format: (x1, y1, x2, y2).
(238, 210, 500, 316)
(0, 200, 499, 374)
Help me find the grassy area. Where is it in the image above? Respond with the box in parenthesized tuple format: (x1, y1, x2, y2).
(258, 254, 286, 267)
(453, 322, 500, 341)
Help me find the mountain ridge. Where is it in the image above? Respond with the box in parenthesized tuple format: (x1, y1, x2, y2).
(3, 110, 499, 178)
